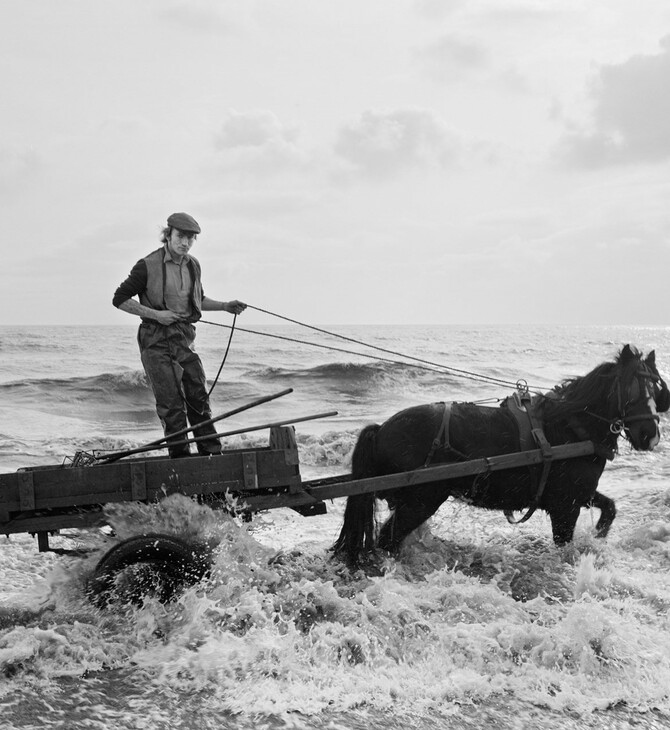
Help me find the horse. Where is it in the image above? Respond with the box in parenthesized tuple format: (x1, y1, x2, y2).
(333, 345, 669, 565)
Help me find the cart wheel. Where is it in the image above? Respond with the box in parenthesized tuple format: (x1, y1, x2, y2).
(86, 533, 210, 608)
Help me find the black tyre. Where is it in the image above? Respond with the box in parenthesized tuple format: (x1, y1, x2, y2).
(86, 533, 210, 607)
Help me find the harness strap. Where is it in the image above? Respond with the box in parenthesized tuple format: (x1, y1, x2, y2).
(423, 402, 472, 468)
(424, 402, 453, 467)
(504, 393, 553, 525)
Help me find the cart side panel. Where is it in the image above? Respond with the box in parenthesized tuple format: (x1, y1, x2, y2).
(0, 447, 300, 533)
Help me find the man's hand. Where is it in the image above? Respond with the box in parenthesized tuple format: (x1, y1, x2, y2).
(153, 309, 184, 325)
(224, 300, 247, 315)
(201, 297, 247, 314)
(117, 298, 184, 324)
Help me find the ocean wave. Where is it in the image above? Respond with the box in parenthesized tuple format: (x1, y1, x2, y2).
(0, 334, 70, 353)
(0, 369, 324, 406)
(0, 370, 151, 399)
(244, 360, 466, 393)
(297, 429, 357, 468)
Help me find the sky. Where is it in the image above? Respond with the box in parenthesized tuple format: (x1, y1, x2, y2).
(3, 0, 670, 326)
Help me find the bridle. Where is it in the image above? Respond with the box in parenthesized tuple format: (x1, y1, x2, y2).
(574, 362, 660, 438)
(606, 364, 660, 436)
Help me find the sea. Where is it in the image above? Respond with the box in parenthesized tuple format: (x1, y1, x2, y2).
(1, 322, 670, 730)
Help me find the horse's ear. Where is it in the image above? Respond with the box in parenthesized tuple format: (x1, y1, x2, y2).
(646, 350, 657, 367)
(620, 344, 635, 363)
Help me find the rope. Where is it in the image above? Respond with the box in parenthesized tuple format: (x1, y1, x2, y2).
(246, 305, 543, 390)
(201, 321, 458, 376)
(207, 313, 237, 397)
(201, 307, 551, 392)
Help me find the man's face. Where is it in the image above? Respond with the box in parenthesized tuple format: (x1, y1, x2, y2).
(167, 228, 196, 259)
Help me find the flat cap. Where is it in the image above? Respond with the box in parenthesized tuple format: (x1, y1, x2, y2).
(167, 212, 201, 234)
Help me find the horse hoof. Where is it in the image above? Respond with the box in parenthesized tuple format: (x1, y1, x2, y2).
(86, 533, 210, 608)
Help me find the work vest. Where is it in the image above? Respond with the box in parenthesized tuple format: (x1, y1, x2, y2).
(139, 247, 203, 323)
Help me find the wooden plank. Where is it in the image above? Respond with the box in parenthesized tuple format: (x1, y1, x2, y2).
(18, 471, 35, 511)
(130, 462, 147, 501)
(0, 473, 18, 519)
(0, 510, 106, 536)
(243, 442, 596, 512)
(243, 452, 259, 490)
(148, 479, 241, 499)
(18, 490, 134, 510)
(269, 426, 300, 466)
(0, 463, 133, 510)
(268, 426, 301, 493)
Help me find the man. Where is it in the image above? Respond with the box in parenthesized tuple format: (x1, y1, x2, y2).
(113, 212, 246, 457)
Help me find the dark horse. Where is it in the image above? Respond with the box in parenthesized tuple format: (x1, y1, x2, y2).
(334, 345, 669, 565)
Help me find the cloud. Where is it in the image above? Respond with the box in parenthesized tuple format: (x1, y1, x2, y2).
(75, 221, 146, 252)
(198, 189, 321, 222)
(157, 1, 237, 34)
(558, 36, 670, 167)
(414, 35, 489, 83)
(216, 110, 298, 150)
(213, 110, 308, 177)
(0, 147, 42, 194)
(477, 5, 568, 28)
(413, 0, 463, 20)
(98, 116, 153, 137)
(333, 108, 460, 179)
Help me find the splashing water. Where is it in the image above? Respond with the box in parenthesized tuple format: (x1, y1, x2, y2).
(0, 479, 668, 729)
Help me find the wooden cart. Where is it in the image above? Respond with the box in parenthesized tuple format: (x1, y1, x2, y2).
(0, 425, 594, 604)
(0, 425, 595, 550)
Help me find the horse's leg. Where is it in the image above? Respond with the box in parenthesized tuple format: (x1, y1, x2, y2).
(548, 502, 581, 546)
(376, 510, 397, 553)
(332, 424, 381, 564)
(590, 491, 616, 538)
(377, 485, 449, 554)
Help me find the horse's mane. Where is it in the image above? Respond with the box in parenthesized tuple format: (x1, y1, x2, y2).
(541, 347, 643, 422)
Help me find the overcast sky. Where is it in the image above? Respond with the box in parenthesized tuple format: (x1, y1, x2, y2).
(3, 0, 670, 326)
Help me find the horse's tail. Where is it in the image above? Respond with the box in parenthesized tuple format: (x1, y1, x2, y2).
(332, 424, 381, 564)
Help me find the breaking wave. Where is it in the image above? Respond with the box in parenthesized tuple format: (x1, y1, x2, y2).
(0, 370, 151, 400)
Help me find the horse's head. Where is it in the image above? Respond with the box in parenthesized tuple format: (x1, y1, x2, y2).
(612, 345, 667, 451)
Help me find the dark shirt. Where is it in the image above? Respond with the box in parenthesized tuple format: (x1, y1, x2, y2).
(113, 259, 148, 308)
